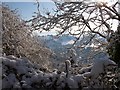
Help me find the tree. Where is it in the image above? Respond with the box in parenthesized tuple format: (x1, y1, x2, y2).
(27, 0, 120, 65)
(2, 5, 53, 69)
(107, 25, 120, 67)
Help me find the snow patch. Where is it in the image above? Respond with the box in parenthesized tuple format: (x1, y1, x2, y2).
(2, 56, 118, 89)
(62, 40, 74, 45)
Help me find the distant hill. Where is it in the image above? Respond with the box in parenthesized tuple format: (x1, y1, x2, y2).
(36, 34, 107, 65)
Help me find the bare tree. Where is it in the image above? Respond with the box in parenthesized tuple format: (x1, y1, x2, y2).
(26, 0, 120, 65)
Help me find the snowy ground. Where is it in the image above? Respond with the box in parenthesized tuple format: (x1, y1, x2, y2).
(1, 55, 119, 89)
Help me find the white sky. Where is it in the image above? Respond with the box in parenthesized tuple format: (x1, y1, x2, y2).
(39, 0, 119, 36)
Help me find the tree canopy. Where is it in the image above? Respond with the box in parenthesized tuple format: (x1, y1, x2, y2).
(28, 0, 119, 37)
(27, 0, 120, 65)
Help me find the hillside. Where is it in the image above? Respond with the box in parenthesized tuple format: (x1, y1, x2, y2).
(2, 5, 53, 70)
(37, 34, 108, 64)
(1, 4, 120, 90)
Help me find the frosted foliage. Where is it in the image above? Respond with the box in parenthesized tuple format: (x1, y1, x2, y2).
(2, 6, 52, 69)
(2, 56, 119, 89)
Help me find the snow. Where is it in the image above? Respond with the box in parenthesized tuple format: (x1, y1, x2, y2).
(72, 74, 85, 83)
(62, 40, 74, 45)
(65, 60, 71, 69)
(103, 59, 117, 66)
(2, 73, 20, 88)
(82, 58, 117, 79)
(83, 72, 91, 77)
(66, 77, 79, 88)
(2, 56, 118, 89)
(79, 65, 92, 74)
(90, 60, 105, 78)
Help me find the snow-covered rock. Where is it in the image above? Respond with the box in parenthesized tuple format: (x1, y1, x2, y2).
(89, 58, 117, 79)
(2, 56, 118, 89)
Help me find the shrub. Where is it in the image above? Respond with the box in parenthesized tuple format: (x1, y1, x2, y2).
(2, 5, 53, 69)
